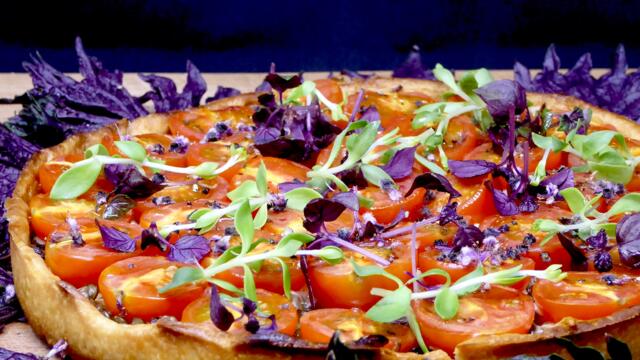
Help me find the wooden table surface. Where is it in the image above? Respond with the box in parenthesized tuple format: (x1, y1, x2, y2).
(0, 69, 607, 355)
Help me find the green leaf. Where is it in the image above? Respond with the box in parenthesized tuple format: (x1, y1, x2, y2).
(242, 264, 257, 302)
(350, 259, 404, 287)
(316, 246, 344, 265)
(366, 287, 412, 323)
(473, 68, 493, 87)
(279, 232, 315, 245)
(321, 120, 367, 168)
(407, 268, 451, 286)
(607, 193, 640, 217)
(284, 187, 322, 211)
(532, 133, 567, 152)
(453, 265, 484, 295)
(358, 194, 375, 209)
(114, 140, 147, 162)
(559, 187, 587, 214)
(256, 161, 268, 196)
(210, 278, 243, 296)
(532, 219, 562, 233)
(579, 131, 618, 158)
(433, 64, 465, 100)
(590, 161, 634, 184)
(274, 239, 304, 257)
(193, 162, 219, 178)
(227, 180, 260, 202)
(50, 159, 103, 200)
(284, 80, 316, 104)
(194, 209, 222, 233)
(159, 267, 205, 293)
(84, 143, 109, 158)
(360, 164, 395, 188)
(253, 203, 269, 229)
(414, 153, 446, 176)
(412, 110, 442, 129)
(188, 208, 212, 221)
(458, 71, 479, 96)
(273, 257, 292, 299)
(345, 121, 379, 162)
(434, 286, 459, 320)
(235, 200, 254, 256)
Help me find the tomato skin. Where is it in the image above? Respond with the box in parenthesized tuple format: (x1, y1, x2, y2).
(182, 288, 299, 336)
(29, 194, 100, 239)
(533, 272, 640, 323)
(139, 200, 211, 229)
(307, 246, 411, 310)
(413, 285, 535, 354)
(230, 156, 310, 192)
(427, 175, 497, 225)
(300, 308, 417, 352)
(45, 219, 145, 287)
(442, 116, 480, 161)
(99, 256, 205, 322)
(314, 79, 343, 104)
(167, 107, 254, 142)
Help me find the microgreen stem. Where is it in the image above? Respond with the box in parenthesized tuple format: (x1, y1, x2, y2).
(326, 235, 391, 267)
(380, 216, 438, 239)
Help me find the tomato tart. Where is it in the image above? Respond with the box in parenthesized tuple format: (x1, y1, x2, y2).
(8, 70, 640, 360)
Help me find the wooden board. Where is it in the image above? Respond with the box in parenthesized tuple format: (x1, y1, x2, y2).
(0, 69, 610, 355)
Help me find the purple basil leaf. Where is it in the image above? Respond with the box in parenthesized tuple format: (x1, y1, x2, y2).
(331, 190, 360, 212)
(206, 86, 241, 102)
(138, 60, 206, 113)
(96, 220, 136, 253)
(616, 213, 640, 268)
(102, 193, 135, 220)
(539, 168, 575, 196)
(0, 267, 23, 324)
(448, 159, 497, 178)
(140, 222, 169, 252)
(44, 339, 68, 359)
(586, 229, 608, 250)
(381, 147, 416, 179)
(209, 286, 234, 331)
(340, 69, 372, 79)
(168, 235, 211, 263)
(406, 172, 461, 198)
(104, 164, 164, 199)
(0, 348, 39, 360)
(359, 106, 381, 123)
(277, 180, 307, 193)
(438, 202, 463, 226)
(264, 73, 302, 97)
(303, 198, 347, 233)
(474, 79, 526, 118)
(486, 182, 519, 216)
(452, 224, 484, 251)
(606, 334, 632, 360)
(557, 232, 588, 271)
(392, 45, 436, 80)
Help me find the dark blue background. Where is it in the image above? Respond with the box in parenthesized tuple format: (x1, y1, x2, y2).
(1, 0, 639, 72)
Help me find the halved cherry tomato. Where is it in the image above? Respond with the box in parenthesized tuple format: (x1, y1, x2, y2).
(133, 178, 229, 220)
(359, 187, 426, 225)
(185, 142, 245, 181)
(182, 288, 299, 336)
(300, 308, 416, 352)
(139, 200, 209, 229)
(230, 156, 310, 192)
(413, 285, 535, 354)
(515, 146, 565, 173)
(45, 218, 145, 287)
(533, 272, 640, 323)
(168, 107, 253, 142)
(314, 79, 343, 104)
(442, 116, 480, 161)
(99, 256, 205, 322)
(464, 142, 501, 163)
(30, 194, 100, 239)
(38, 154, 114, 199)
(307, 244, 411, 310)
(102, 133, 188, 167)
(481, 207, 572, 270)
(427, 175, 497, 225)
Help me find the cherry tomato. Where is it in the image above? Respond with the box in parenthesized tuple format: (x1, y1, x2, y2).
(464, 142, 501, 164)
(359, 186, 426, 225)
(314, 79, 343, 104)
(182, 288, 299, 336)
(413, 285, 535, 354)
(307, 244, 411, 310)
(300, 308, 416, 352)
(515, 146, 565, 173)
(168, 107, 254, 142)
(481, 207, 573, 270)
(427, 175, 497, 225)
(99, 256, 205, 322)
(533, 272, 640, 323)
(230, 156, 310, 192)
(30, 194, 99, 239)
(38, 154, 114, 199)
(45, 218, 145, 287)
(139, 200, 210, 229)
(185, 142, 245, 181)
(442, 116, 480, 161)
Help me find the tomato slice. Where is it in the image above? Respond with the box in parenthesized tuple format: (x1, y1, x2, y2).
(307, 244, 411, 310)
(167, 107, 254, 142)
(30, 194, 100, 239)
(481, 207, 573, 270)
(185, 142, 245, 181)
(182, 288, 299, 336)
(442, 116, 480, 161)
(413, 285, 535, 354)
(533, 272, 640, 323)
(427, 175, 496, 225)
(300, 308, 416, 352)
(139, 200, 209, 229)
(230, 156, 310, 192)
(45, 218, 145, 287)
(99, 256, 205, 322)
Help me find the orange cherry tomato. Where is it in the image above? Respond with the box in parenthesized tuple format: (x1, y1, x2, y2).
(442, 116, 480, 161)
(300, 308, 416, 352)
(182, 288, 299, 336)
(481, 207, 573, 270)
(427, 175, 497, 225)
(307, 244, 411, 310)
(515, 146, 565, 173)
(139, 200, 209, 229)
(533, 272, 640, 323)
(132, 178, 229, 220)
(29, 194, 99, 239)
(102, 133, 188, 167)
(230, 156, 310, 192)
(413, 285, 535, 354)
(314, 79, 343, 104)
(167, 107, 254, 142)
(185, 142, 245, 181)
(45, 218, 145, 287)
(99, 256, 206, 322)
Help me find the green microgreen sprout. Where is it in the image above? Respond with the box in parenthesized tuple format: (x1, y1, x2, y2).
(50, 142, 247, 200)
(284, 80, 348, 121)
(533, 187, 640, 244)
